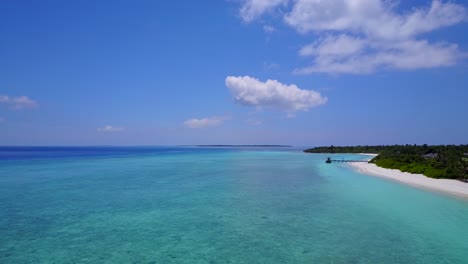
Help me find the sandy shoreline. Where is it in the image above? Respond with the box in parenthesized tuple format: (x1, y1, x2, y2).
(348, 157, 468, 199)
(357, 153, 379, 156)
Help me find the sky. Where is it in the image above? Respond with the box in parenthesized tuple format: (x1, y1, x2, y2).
(1, 0, 467, 146)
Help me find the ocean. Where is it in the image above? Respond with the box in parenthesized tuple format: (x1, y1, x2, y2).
(0, 147, 467, 263)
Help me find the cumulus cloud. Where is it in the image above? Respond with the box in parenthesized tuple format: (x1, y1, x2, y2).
(184, 116, 229, 129)
(240, 0, 288, 22)
(0, 95, 38, 110)
(237, 0, 468, 74)
(225, 76, 327, 113)
(97, 125, 124, 132)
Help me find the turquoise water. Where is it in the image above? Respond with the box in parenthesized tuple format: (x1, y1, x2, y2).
(1, 147, 467, 263)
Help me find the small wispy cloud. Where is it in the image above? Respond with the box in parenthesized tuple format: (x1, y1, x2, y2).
(184, 116, 229, 129)
(240, 0, 288, 22)
(263, 62, 280, 71)
(0, 95, 38, 110)
(263, 25, 276, 33)
(246, 118, 262, 126)
(97, 125, 124, 132)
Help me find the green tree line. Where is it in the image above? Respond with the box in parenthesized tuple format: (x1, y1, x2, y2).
(304, 145, 468, 180)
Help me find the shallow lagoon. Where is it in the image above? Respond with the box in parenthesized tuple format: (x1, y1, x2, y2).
(1, 147, 467, 263)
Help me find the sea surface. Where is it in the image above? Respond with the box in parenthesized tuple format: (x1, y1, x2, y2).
(0, 147, 467, 264)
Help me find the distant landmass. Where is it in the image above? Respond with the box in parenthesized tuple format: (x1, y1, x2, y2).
(196, 145, 292, 147)
(304, 145, 468, 181)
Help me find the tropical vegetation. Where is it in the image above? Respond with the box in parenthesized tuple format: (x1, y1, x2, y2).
(304, 145, 468, 181)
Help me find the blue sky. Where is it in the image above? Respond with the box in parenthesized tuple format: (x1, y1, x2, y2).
(1, 0, 467, 146)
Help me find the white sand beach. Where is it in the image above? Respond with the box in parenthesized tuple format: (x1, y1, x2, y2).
(358, 153, 379, 156)
(349, 158, 468, 199)
(349, 153, 468, 198)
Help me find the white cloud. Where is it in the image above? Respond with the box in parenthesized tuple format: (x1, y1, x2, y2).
(238, 0, 467, 74)
(0, 95, 38, 110)
(97, 125, 124, 132)
(296, 38, 460, 74)
(240, 0, 288, 22)
(225, 76, 327, 113)
(299, 34, 366, 58)
(378, 0, 466, 40)
(184, 116, 228, 129)
(284, 0, 387, 35)
(284, 0, 466, 38)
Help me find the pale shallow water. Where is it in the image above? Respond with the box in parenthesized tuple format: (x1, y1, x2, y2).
(0, 147, 467, 263)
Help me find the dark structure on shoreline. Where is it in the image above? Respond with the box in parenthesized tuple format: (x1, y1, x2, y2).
(325, 157, 368, 164)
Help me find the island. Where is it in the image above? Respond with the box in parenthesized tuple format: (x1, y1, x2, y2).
(196, 145, 292, 147)
(304, 145, 468, 181)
